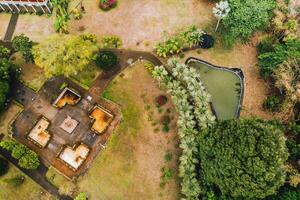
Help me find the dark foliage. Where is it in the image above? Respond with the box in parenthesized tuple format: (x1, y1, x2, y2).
(155, 95, 168, 106)
(12, 34, 34, 62)
(263, 95, 281, 111)
(200, 34, 214, 49)
(95, 50, 118, 71)
(0, 156, 9, 176)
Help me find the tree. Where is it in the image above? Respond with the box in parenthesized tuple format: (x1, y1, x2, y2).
(198, 119, 288, 199)
(0, 140, 40, 170)
(212, 0, 230, 31)
(273, 58, 300, 119)
(32, 34, 98, 77)
(12, 34, 34, 62)
(222, 0, 276, 45)
(95, 50, 118, 70)
(74, 192, 88, 200)
(0, 156, 9, 176)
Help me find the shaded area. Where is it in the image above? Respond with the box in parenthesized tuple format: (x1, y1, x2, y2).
(187, 57, 244, 120)
(3, 13, 18, 41)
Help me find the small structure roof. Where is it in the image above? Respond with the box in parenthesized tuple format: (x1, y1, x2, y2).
(60, 116, 79, 134)
(27, 117, 51, 148)
(59, 144, 90, 170)
(90, 105, 113, 134)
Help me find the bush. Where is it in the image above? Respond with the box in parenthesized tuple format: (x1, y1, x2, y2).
(0, 156, 9, 176)
(101, 35, 122, 48)
(257, 36, 278, 54)
(258, 38, 300, 78)
(263, 95, 281, 111)
(199, 118, 288, 199)
(95, 50, 118, 70)
(286, 138, 300, 162)
(99, 0, 117, 11)
(74, 192, 88, 200)
(12, 34, 34, 62)
(155, 95, 168, 106)
(4, 175, 25, 187)
(200, 34, 214, 49)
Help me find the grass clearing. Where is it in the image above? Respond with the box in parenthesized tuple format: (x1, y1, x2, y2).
(12, 52, 47, 91)
(77, 62, 180, 200)
(0, 158, 55, 200)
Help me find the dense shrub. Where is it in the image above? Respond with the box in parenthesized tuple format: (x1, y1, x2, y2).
(101, 35, 122, 48)
(99, 0, 117, 11)
(4, 175, 25, 187)
(0, 140, 40, 170)
(12, 34, 34, 62)
(200, 34, 214, 49)
(95, 50, 118, 70)
(257, 36, 278, 54)
(263, 95, 281, 111)
(222, 0, 276, 45)
(155, 26, 204, 57)
(258, 38, 300, 78)
(198, 119, 288, 199)
(0, 156, 9, 176)
(266, 185, 300, 200)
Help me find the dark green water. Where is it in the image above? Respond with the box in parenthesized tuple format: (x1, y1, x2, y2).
(188, 60, 242, 120)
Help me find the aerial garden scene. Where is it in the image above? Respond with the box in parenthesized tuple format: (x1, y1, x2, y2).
(0, 0, 299, 200)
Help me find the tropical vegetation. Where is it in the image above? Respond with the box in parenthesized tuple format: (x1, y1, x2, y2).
(32, 34, 98, 77)
(198, 118, 288, 199)
(95, 50, 118, 70)
(12, 34, 34, 62)
(152, 58, 215, 199)
(0, 140, 40, 170)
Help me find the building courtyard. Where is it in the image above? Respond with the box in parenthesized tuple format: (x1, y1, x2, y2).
(11, 76, 119, 179)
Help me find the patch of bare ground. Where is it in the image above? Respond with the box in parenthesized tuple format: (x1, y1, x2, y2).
(182, 33, 274, 120)
(69, 0, 214, 50)
(77, 61, 180, 200)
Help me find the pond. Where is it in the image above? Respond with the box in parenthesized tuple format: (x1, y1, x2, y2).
(186, 58, 244, 120)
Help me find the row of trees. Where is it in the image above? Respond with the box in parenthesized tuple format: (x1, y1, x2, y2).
(152, 59, 215, 199)
(0, 140, 40, 170)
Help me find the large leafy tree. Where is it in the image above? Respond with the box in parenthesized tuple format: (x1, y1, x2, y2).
(198, 119, 288, 199)
(32, 34, 98, 77)
(223, 0, 276, 44)
(0, 45, 17, 110)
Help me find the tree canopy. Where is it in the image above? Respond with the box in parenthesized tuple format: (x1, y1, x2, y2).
(32, 34, 98, 77)
(223, 0, 276, 44)
(12, 34, 34, 62)
(198, 118, 288, 199)
(0, 45, 17, 111)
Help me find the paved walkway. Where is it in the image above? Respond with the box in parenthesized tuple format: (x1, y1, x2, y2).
(3, 13, 19, 41)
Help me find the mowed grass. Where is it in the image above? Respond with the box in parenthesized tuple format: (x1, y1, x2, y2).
(77, 62, 180, 200)
(77, 80, 140, 200)
(0, 158, 55, 200)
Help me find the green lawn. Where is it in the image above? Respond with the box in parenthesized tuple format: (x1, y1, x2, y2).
(71, 63, 102, 89)
(0, 103, 23, 139)
(0, 158, 55, 200)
